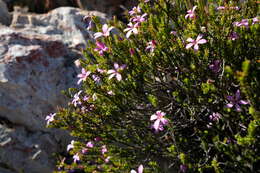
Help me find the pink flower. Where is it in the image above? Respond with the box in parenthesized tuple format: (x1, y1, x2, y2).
(226, 90, 249, 112)
(94, 24, 114, 39)
(131, 164, 144, 173)
(216, 6, 225, 10)
(150, 111, 168, 131)
(94, 41, 109, 56)
(129, 48, 135, 56)
(146, 40, 157, 53)
(107, 63, 126, 81)
(107, 90, 115, 95)
(252, 17, 259, 25)
(71, 90, 82, 107)
(131, 13, 147, 23)
(209, 112, 222, 122)
(67, 140, 75, 151)
(45, 113, 56, 125)
(180, 164, 188, 173)
(233, 19, 249, 27)
(185, 6, 197, 19)
(77, 68, 91, 85)
(105, 156, 111, 163)
(101, 145, 108, 155)
(129, 6, 141, 16)
(216, 6, 239, 10)
(186, 34, 207, 51)
(170, 31, 177, 35)
(209, 60, 221, 73)
(83, 95, 90, 101)
(73, 153, 80, 163)
(86, 141, 94, 148)
(124, 22, 139, 38)
(97, 68, 106, 73)
(81, 148, 88, 154)
(92, 74, 101, 83)
(229, 31, 239, 41)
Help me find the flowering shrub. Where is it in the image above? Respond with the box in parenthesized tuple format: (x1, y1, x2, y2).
(49, 0, 259, 172)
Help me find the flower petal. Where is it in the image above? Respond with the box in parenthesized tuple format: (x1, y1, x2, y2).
(108, 73, 115, 80)
(192, 6, 197, 12)
(94, 48, 100, 52)
(239, 100, 249, 105)
(102, 24, 108, 32)
(186, 38, 194, 42)
(138, 165, 144, 173)
(107, 70, 115, 74)
(185, 43, 194, 49)
(161, 118, 168, 125)
(77, 79, 83, 85)
(153, 119, 160, 130)
(126, 31, 132, 38)
(194, 44, 199, 51)
(107, 26, 114, 32)
(227, 96, 234, 101)
(94, 32, 103, 39)
(123, 28, 131, 32)
(235, 90, 241, 100)
(133, 28, 138, 34)
(235, 104, 242, 112)
(116, 73, 122, 81)
(150, 114, 157, 121)
(197, 39, 207, 44)
(226, 103, 234, 108)
(196, 34, 203, 41)
(114, 63, 119, 69)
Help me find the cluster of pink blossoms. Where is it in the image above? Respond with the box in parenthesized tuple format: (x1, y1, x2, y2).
(186, 34, 207, 51)
(233, 19, 249, 27)
(94, 24, 114, 39)
(107, 63, 126, 81)
(46, 2, 257, 171)
(45, 113, 56, 125)
(184, 6, 207, 51)
(66, 137, 110, 164)
(233, 17, 259, 27)
(124, 6, 147, 38)
(150, 111, 168, 132)
(94, 41, 109, 56)
(77, 68, 91, 85)
(92, 24, 114, 56)
(185, 6, 197, 19)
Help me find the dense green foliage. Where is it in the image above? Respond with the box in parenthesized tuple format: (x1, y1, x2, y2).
(50, 0, 260, 172)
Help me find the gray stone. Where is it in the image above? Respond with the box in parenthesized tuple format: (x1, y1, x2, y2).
(0, 123, 71, 173)
(0, 0, 11, 26)
(0, 7, 106, 172)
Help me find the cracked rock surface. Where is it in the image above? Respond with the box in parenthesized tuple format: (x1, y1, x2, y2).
(0, 6, 106, 173)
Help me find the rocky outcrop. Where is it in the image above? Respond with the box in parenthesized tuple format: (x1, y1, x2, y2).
(0, 7, 106, 173)
(79, 0, 138, 17)
(0, 123, 69, 173)
(0, 0, 11, 26)
(3, 0, 138, 17)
